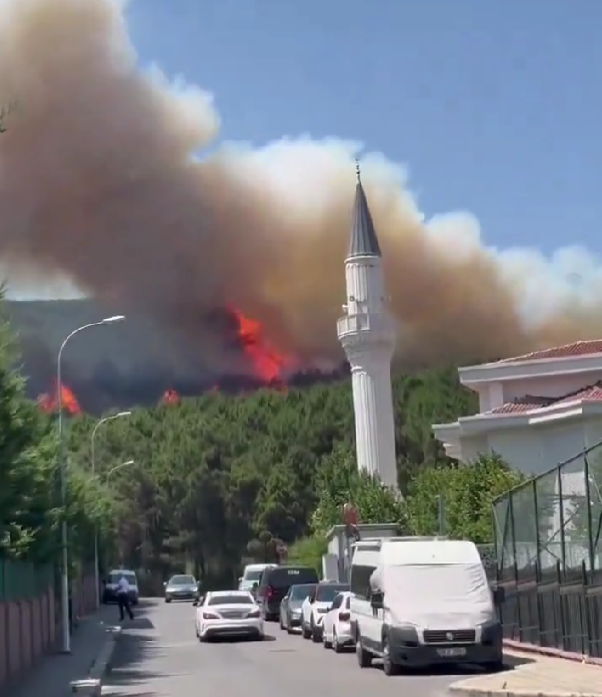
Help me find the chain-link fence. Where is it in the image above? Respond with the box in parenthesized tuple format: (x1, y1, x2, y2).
(494, 439, 602, 577)
(492, 440, 602, 657)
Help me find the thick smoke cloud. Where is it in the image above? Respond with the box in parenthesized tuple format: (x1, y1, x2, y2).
(1, 0, 602, 375)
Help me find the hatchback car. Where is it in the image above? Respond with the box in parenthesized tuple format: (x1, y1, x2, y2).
(279, 583, 317, 633)
(301, 581, 349, 641)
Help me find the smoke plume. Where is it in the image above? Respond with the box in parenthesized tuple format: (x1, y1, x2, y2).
(1, 0, 602, 373)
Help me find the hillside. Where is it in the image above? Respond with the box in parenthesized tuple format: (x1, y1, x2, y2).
(5, 299, 220, 412)
(64, 369, 481, 585)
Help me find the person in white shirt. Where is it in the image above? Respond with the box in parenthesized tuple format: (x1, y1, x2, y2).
(116, 575, 134, 621)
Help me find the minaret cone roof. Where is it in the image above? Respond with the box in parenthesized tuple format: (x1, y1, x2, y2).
(347, 160, 382, 258)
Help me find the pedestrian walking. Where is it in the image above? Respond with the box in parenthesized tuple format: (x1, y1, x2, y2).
(116, 573, 134, 621)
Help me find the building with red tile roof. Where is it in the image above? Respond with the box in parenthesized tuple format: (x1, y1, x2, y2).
(432, 340, 602, 475)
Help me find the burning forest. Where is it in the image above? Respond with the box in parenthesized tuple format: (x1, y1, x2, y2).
(3, 0, 602, 400)
(8, 299, 341, 414)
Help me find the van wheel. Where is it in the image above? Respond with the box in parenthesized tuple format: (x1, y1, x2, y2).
(483, 659, 504, 673)
(382, 637, 400, 676)
(356, 635, 372, 668)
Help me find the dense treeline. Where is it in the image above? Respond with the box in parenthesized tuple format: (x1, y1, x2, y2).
(1, 283, 524, 588)
(62, 364, 521, 589)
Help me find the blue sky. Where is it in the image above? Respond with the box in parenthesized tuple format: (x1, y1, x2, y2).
(123, 0, 601, 256)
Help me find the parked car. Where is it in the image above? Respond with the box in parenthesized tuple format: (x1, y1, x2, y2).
(102, 569, 139, 605)
(238, 563, 273, 593)
(256, 565, 319, 621)
(164, 574, 198, 602)
(195, 590, 264, 642)
(279, 583, 317, 633)
(322, 591, 353, 652)
(301, 581, 349, 642)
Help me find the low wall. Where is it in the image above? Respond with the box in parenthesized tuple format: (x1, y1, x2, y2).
(0, 571, 96, 694)
(0, 587, 56, 694)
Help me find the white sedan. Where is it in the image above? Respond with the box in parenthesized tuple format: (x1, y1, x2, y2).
(195, 590, 264, 642)
(322, 591, 353, 652)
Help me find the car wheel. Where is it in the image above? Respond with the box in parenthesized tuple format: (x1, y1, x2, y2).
(356, 634, 372, 668)
(302, 622, 311, 639)
(382, 636, 400, 676)
(311, 626, 321, 643)
(333, 628, 343, 653)
(279, 614, 285, 630)
(323, 630, 331, 649)
(165, 598, 171, 603)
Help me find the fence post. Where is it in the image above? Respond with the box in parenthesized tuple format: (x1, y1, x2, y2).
(584, 452, 595, 576)
(508, 493, 522, 641)
(532, 479, 543, 643)
(557, 468, 566, 571)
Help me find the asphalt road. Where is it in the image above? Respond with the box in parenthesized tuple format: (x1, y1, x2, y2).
(102, 599, 519, 697)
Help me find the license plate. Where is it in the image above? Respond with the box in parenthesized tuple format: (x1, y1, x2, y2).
(437, 647, 466, 657)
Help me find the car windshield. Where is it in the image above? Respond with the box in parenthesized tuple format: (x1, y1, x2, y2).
(169, 575, 195, 585)
(208, 594, 253, 605)
(243, 569, 263, 581)
(316, 584, 349, 602)
(109, 572, 136, 585)
(290, 584, 316, 600)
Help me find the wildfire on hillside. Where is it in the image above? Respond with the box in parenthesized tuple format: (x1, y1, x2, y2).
(161, 389, 181, 405)
(36, 380, 81, 415)
(226, 305, 294, 386)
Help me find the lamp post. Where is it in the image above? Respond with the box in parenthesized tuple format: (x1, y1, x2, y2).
(105, 459, 135, 479)
(57, 315, 125, 654)
(91, 412, 131, 609)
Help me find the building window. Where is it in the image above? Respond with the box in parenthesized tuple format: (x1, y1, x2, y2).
(350, 564, 376, 599)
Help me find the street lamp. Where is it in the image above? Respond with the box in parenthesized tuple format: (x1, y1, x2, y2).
(91, 411, 131, 608)
(105, 459, 135, 479)
(57, 315, 125, 654)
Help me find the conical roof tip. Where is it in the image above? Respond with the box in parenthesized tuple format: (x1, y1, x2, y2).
(347, 160, 382, 258)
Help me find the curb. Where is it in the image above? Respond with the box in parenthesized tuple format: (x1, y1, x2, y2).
(70, 625, 122, 696)
(449, 686, 601, 697)
(503, 640, 602, 666)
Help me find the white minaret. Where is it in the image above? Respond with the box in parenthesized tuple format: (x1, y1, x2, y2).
(337, 162, 398, 490)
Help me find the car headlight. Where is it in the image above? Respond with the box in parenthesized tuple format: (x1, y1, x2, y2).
(247, 608, 261, 618)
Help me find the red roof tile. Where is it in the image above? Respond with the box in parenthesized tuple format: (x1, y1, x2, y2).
(495, 340, 602, 364)
(488, 402, 545, 415)
(484, 382, 602, 417)
(554, 384, 602, 405)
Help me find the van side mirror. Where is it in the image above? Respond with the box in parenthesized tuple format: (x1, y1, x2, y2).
(370, 591, 384, 609)
(238, 577, 243, 584)
(493, 586, 505, 604)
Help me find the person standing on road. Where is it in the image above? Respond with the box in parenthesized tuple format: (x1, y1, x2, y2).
(116, 574, 134, 621)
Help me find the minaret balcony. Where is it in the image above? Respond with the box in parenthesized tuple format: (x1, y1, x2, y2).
(337, 312, 395, 341)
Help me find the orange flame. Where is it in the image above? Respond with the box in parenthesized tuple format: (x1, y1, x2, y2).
(161, 388, 181, 405)
(36, 381, 81, 415)
(228, 305, 292, 384)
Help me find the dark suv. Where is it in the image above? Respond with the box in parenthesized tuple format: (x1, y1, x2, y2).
(256, 565, 319, 621)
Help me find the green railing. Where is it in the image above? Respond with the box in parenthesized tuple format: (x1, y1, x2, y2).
(0, 558, 54, 602)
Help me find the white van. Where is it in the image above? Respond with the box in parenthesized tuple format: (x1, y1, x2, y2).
(238, 563, 273, 593)
(349, 537, 503, 675)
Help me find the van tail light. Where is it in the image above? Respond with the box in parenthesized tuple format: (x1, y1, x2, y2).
(338, 611, 350, 621)
(203, 611, 219, 620)
(266, 586, 274, 599)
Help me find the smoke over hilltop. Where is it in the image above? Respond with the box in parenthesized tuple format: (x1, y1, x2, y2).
(1, 0, 602, 374)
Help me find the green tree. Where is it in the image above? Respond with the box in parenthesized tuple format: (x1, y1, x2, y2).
(404, 452, 524, 543)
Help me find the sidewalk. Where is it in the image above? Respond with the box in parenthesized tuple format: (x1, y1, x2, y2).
(6, 605, 120, 697)
(449, 649, 602, 697)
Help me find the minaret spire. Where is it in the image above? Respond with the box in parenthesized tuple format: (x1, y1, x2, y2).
(348, 161, 382, 259)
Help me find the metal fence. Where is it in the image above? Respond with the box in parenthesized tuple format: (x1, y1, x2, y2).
(492, 440, 602, 657)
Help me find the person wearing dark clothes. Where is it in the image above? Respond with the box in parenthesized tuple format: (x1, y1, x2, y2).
(116, 574, 134, 621)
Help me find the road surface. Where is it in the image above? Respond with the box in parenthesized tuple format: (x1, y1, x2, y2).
(102, 599, 518, 697)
